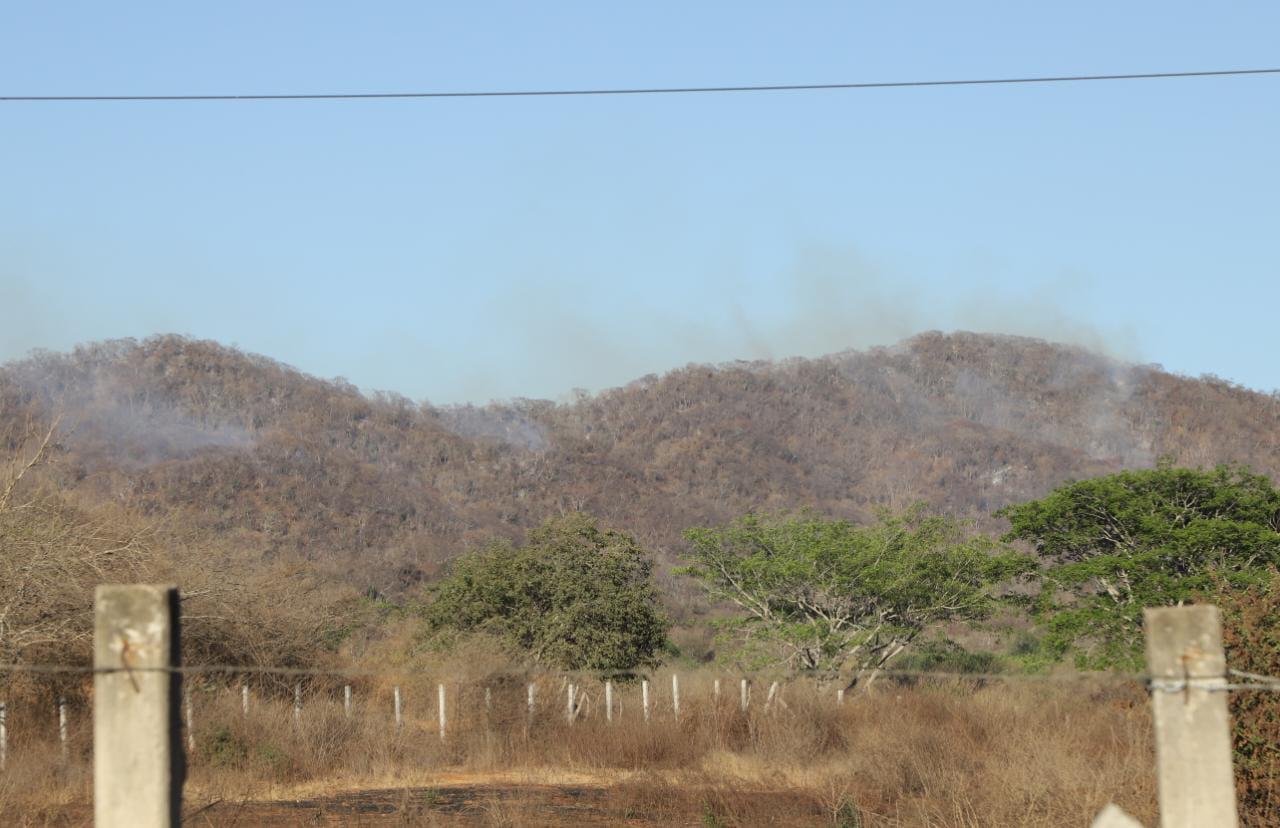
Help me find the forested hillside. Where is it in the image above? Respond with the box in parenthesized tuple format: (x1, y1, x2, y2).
(3, 331, 1277, 594)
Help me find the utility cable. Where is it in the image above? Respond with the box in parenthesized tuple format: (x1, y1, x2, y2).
(2, 67, 1277, 103)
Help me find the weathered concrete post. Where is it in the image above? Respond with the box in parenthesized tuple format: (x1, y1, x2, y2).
(740, 678, 750, 712)
(58, 696, 68, 766)
(343, 685, 352, 718)
(184, 685, 195, 752)
(93, 584, 182, 828)
(605, 680, 613, 723)
(438, 682, 447, 741)
(1145, 605, 1238, 828)
(393, 686, 403, 729)
(642, 679, 650, 723)
(671, 674, 680, 721)
(0, 700, 7, 770)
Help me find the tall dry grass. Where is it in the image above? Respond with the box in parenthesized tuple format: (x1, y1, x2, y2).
(0, 672, 1156, 826)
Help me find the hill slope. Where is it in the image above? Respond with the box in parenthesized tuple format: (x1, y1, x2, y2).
(3, 332, 1277, 591)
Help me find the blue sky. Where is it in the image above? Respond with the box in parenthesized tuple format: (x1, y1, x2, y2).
(3, 2, 1278, 403)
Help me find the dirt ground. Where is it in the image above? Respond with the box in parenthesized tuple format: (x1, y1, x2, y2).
(189, 784, 654, 825)
(16, 778, 830, 827)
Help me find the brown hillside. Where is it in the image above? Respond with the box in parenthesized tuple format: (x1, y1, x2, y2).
(3, 332, 1277, 593)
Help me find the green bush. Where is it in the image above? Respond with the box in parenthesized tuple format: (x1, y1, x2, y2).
(201, 725, 248, 769)
(421, 513, 669, 671)
(893, 639, 1004, 675)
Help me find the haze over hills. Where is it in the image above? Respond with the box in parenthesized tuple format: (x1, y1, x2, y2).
(3, 331, 1277, 593)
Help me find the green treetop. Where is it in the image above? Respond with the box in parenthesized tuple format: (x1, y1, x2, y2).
(420, 512, 669, 672)
(999, 463, 1280, 669)
(680, 507, 1032, 685)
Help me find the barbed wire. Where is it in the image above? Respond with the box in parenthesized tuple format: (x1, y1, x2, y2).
(8, 660, 1280, 707)
(6, 661, 1280, 692)
(0, 661, 1146, 684)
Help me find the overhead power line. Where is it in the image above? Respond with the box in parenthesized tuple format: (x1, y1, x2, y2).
(2, 67, 1278, 103)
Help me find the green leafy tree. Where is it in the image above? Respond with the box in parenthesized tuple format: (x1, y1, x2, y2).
(999, 463, 1280, 669)
(420, 513, 668, 671)
(680, 507, 1032, 685)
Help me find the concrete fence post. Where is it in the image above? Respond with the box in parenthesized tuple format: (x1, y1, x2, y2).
(184, 685, 195, 753)
(438, 683, 447, 741)
(566, 683, 576, 723)
(765, 681, 779, 712)
(93, 583, 182, 828)
(393, 686, 403, 730)
(642, 679, 650, 723)
(1090, 803, 1146, 828)
(672, 674, 680, 721)
(740, 678, 750, 712)
(294, 682, 302, 725)
(58, 696, 68, 766)
(713, 678, 721, 704)
(0, 700, 7, 771)
(344, 685, 352, 718)
(527, 682, 536, 725)
(241, 683, 249, 718)
(605, 680, 613, 723)
(1144, 604, 1239, 828)
(837, 688, 845, 706)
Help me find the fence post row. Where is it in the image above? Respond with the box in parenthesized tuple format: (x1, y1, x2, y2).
(1144, 604, 1239, 828)
(93, 583, 181, 828)
(62, 583, 1256, 828)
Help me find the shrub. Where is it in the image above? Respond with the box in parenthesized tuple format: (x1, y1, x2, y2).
(1218, 572, 1280, 826)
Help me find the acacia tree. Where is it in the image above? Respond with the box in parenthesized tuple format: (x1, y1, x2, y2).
(999, 463, 1280, 668)
(680, 507, 1031, 686)
(420, 513, 669, 671)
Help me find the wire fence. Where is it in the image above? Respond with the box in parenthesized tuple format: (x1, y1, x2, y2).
(7, 659, 1280, 690)
(0, 653, 1271, 760)
(1, 611, 1265, 826)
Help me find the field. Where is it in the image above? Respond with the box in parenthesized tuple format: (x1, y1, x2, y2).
(0, 674, 1157, 827)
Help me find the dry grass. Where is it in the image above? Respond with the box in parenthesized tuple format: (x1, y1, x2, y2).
(0, 673, 1157, 826)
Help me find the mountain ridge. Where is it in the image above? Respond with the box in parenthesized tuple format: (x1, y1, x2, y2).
(3, 330, 1276, 592)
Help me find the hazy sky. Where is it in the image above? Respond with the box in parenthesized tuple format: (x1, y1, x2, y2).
(3, 2, 1278, 403)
